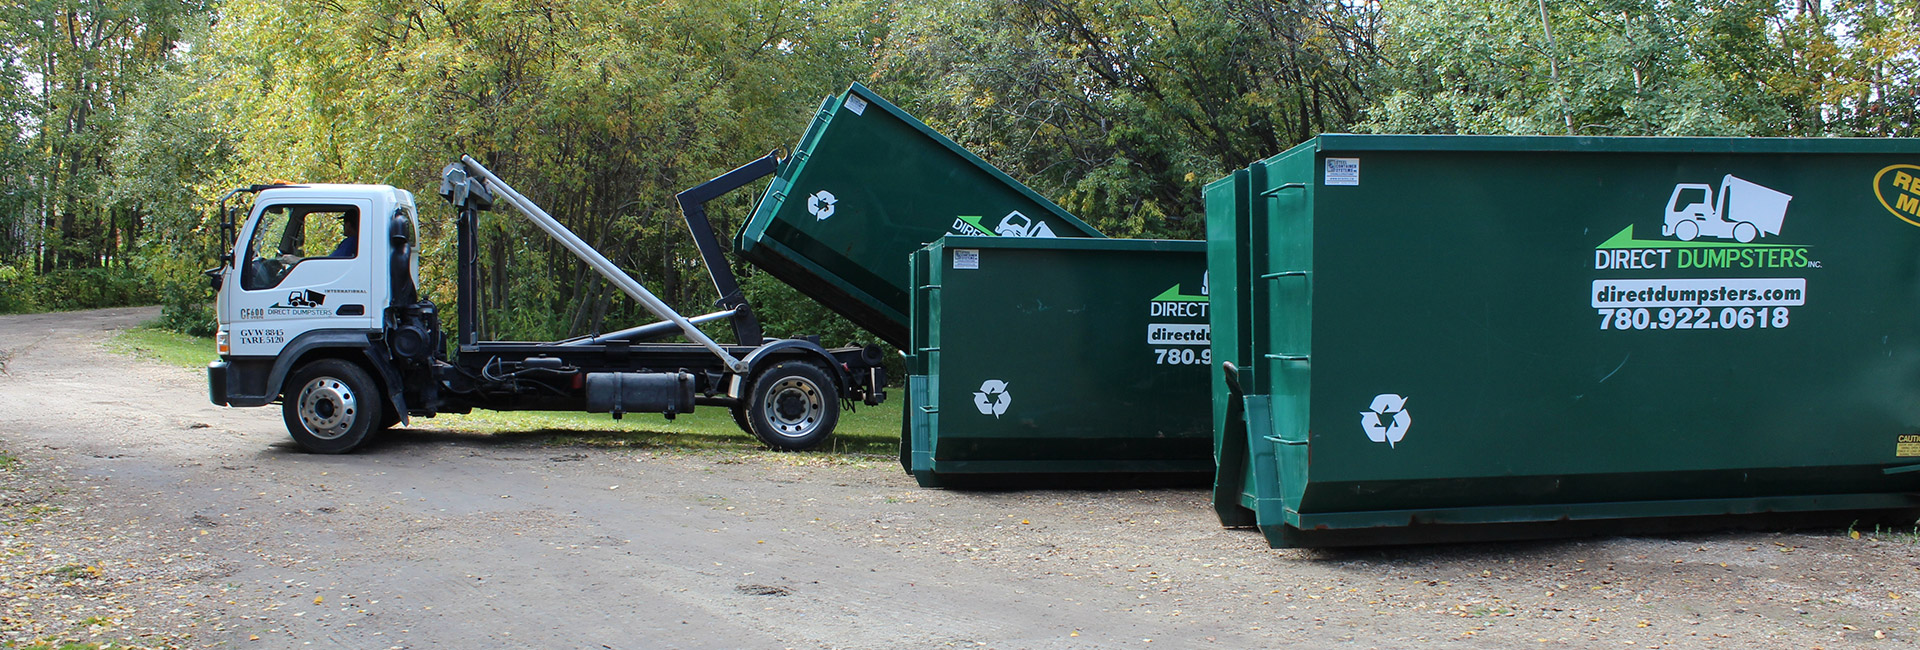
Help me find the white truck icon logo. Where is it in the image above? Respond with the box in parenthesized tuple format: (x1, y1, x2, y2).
(1662, 175, 1791, 243)
(993, 211, 1057, 238)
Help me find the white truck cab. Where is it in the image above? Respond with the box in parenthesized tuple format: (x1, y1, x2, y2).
(218, 184, 414, 357)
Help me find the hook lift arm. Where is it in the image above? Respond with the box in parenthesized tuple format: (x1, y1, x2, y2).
(674, 151, 784, 347)
(444, 155, 750, 374)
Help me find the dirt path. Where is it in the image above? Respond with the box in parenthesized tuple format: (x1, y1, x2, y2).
(0, 307, 1916, 649)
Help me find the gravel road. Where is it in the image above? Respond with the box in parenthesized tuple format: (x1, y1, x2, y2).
(0, 307, 1916, 649)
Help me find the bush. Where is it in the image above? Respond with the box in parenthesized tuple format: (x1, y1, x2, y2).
(0, 266, 157, 314)
(741, 271, 906, 386)
(135, 242, 219, 336)
(155, 298, 217, 337)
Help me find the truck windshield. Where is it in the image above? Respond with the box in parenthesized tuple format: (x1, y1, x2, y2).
(241, 204, 361, 291)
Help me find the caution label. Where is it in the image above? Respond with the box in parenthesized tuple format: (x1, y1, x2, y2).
(1898, 434, 1920, 458)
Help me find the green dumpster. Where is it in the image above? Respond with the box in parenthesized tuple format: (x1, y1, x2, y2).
(903, 236, 1213, 486)
(1209, 134, 1920, 548)
(740, 83, 1103, 348)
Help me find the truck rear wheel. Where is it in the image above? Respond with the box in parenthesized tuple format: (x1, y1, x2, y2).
(729, 404, 752, 435)
(281, 359, 382, 454)
(744, 361, 839, 451)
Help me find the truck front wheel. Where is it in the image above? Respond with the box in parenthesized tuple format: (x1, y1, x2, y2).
(744, 361, 839, 451)
(281, 359, 383, 454)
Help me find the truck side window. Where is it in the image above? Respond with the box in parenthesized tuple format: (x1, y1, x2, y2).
(241, 204, 361, 291)
(1669, 187, 1708, 214)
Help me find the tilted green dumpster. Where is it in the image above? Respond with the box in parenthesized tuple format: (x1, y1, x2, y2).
(740, 83, 1103, 348)
(904, 236, 1213, 486)
(1210, 134, 1920, 547)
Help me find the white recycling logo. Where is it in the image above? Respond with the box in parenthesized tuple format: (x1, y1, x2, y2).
(973, 379, 1012, 418)
(806, 190, 837, 220)
(1359, 394, 1411, 448)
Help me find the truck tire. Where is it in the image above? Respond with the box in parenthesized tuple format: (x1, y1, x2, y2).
(729, 404, 752, 435)
(281, 359, 383, 454)
(744, 361, 839, 451)
(1733, 221, 1758, 243)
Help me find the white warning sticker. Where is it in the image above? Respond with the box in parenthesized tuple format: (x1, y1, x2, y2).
(844, 95, 869, 115)
(952, 249, 979, 270)
(1325, 157, 1359, 186)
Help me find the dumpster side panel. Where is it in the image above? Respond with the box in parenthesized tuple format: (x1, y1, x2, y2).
(1219, 135, 1920, 547)
(1205, 169, 1255, 526)
(1259, 145, 1319, 529)
(902, 245, 933, 476)
(915, 237, 1212, 480)
(741, 84, 1103, 347)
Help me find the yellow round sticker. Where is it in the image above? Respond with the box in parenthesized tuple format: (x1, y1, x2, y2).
(1873, 164, 1920, 227)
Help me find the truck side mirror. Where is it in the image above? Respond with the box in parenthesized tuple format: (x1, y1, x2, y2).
(390, 215, 411, 245)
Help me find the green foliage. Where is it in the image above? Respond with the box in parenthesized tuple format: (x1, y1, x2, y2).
(111, 35, 231, 336)
(179, 0, 890, 341)
(5, 0, 1919, 342)
(741, 271, 870, 347)
(0, 266, 153, 314)
(0, 0, 208, 274)
(1361, 0, 1920, 137)
(878, 0, 1379, 239)
(741, 270, 904, 383)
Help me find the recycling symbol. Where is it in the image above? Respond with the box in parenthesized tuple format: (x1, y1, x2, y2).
(973, 379, 1011, 418)
(806, 190, 837, 220)
(1360, 394, 1411, 447)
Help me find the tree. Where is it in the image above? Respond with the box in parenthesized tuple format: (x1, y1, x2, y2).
(1359, 0, 1918, 138)
(878, 0, 1380, 239)
(186, 0, 889, 341)
(1, 0, 206, 273)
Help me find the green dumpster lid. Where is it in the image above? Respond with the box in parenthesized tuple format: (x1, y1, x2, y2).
(737, 83, 1103, 348)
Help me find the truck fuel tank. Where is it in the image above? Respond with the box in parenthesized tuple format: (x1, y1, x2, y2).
(585, 372, 696, 419)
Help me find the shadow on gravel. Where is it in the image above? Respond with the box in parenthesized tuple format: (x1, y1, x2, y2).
(919, 472, 1214, 491)
(1281, 509, 1917, 564)
(279, 425, 897, 458)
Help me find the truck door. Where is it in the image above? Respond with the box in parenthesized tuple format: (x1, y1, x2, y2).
(228, 200, 378, 356)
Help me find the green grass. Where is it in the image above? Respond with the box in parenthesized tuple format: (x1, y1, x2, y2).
(104, 328, 903, 456)
(428, 404, 900, 456)
(104, 327, 217, 369)
(0, 452, 16, 472)
(1866, 523, 1920, 545)
(47, 564, 99, 580)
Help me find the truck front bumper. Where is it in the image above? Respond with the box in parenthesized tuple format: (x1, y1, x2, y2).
(207, 361, 229, 406)
(208, 357, 277, 407)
